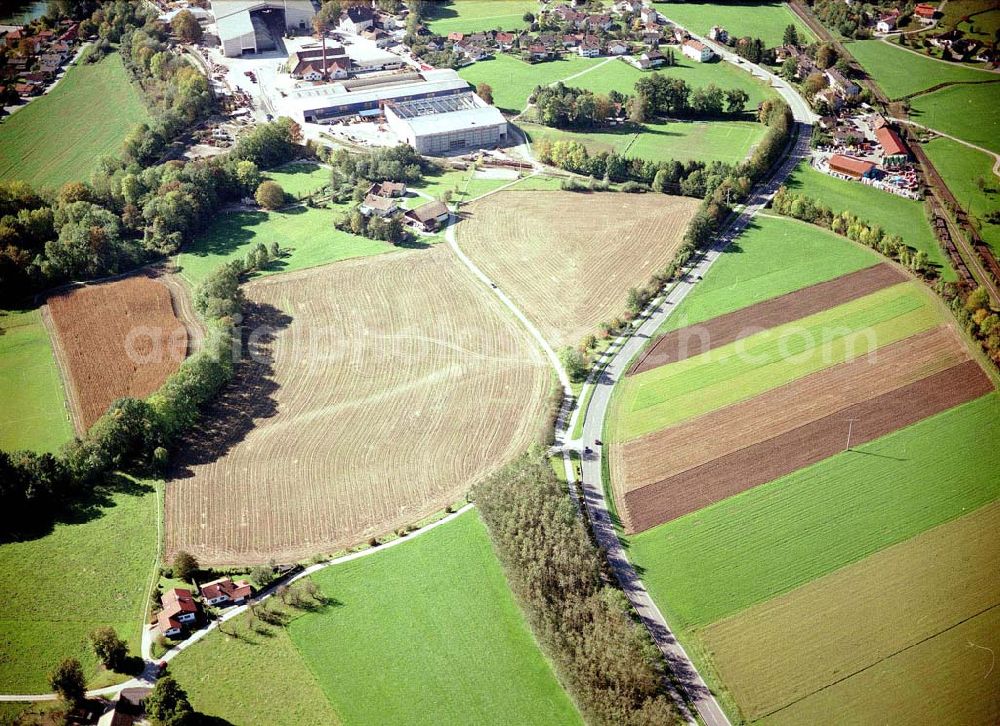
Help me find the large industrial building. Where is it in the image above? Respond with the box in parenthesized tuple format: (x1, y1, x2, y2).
(385, 93, 508, 155)
(285, 68, 470, 123)
(212, 0, 315, 57)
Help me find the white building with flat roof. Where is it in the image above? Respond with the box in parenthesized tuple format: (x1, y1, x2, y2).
(385, 92, 508, 155)
(213, 0, 315, 57)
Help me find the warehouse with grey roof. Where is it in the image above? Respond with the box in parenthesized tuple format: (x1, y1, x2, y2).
(385, 92, 508, 155)
(212, 0, 315, 57)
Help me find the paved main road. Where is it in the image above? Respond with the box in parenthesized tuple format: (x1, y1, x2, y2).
(565, 20, 816, 726)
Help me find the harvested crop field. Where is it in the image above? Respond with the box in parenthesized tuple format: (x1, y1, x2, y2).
(621, 358, 992, 532)
(701, 500, 1000, 722)
(46, 272, 193, 432)
(457, 191, 699, 348)
(629, 263, 906, 374)
(165, 247, 549, 564)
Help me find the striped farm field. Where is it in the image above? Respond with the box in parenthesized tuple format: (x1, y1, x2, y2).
(628, 392, 1000, 631)
(457, 190, 699, 349)
(611, 281, 940, 441)
(699, 500, 1000, 722)
(165, 246, 549, 564)
(657, 216, 881, 335)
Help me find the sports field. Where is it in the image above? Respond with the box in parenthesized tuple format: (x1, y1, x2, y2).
(165, 247, 549, 563)
(0, 308, 73, 454)
(458, 190, 699, 348)
(922, 136, 1000, 256)
(425, 0, 536, 35)
(782, 161, 953, 279)
(910, 82, 1000, 154)
(173, 511, 581, 725)
(656, 1, 814, 48)
(176, 204, 395, 286)
(457, 53, 603, 113)
(656, 216, 880, 335)
(526, 119, 766, 165)
(0, 480, 159, 692)
(845, 39, 996, 98)
(0, 50, 150, 189)
(571, 54, 776, 108)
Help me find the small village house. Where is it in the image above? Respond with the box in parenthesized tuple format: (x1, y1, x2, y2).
(200, 577, 254, 607)
(606, 40, 629, 56)
(708, 26, 729, 43)
(578, 35, 601, 57)
(637, 49, 666, 69)
(157, 588, 198, 637)
(404, 200, 450, 232)
(914, 3, 937, 22)
(825, 68, 860, 97)
(682, 39, 713, 62)
(338, 4, 375, 34)
(360, 194, 401, 217)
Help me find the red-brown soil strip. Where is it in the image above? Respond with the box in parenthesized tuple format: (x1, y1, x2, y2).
(629, 263, 906, 375)
(623, 359, 993, 533)
(47, 273, 188, 430)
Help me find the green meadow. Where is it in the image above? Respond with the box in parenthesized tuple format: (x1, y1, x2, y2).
(0, 480, 159, 692)
(458, 54, 604, 113)
(425, 0, 536, 36)
(910, 82, 1000, 155)
(0, 50, 150, 189)
(0, 308, 74, 454)
(845, 39, 995, 98)
(783, 161, 953, 280)
(264, 162, 330, 198)
(655, 1, 815, 48)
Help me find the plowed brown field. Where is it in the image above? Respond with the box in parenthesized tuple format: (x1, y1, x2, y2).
(629, 263, 905, 374)
(621, 358, 992, 532)
(458, 190, 699, 348)
(46, 272, 190, 432)
(164, 246, 549, 564)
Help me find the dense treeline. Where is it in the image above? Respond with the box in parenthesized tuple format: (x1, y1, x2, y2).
(474, 454, 679, 726)
(771, 187, 931, 274)
(327, 143, 429, 190)
(0, 118, 301, 304)
(0, 262, 242, 540)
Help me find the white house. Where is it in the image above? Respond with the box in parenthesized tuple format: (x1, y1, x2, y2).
(606, 40, 629, 55)
(682, 38, 712, 62)
(338, 4, 374, 34)
(578, 35, 601, 57)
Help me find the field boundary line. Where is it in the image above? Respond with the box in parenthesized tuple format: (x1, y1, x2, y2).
(37, 303, 84, 437)
(757, 600, 1000, 721)
(0, 504, 476, 702)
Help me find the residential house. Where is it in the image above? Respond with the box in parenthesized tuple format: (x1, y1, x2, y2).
(97, 687, 151, 726)
(929, 29, 960, 47)
(157, 588, 198, 637)
(672, 27, 689, 44)
(914, 3, 936, 21)
(708, 25, 728, 43)
(200, 577, 254, 607)
(338, 4, 375, 34)
(551, 4, 586, 26)
(640, 7, 659, 25)
(375, 12, 398, 30)
(404, 200, 450, 232)
(637, 49, 665, 69)
(527, 43, 555, 61)
(563, 33, 582, 48)
(578, 35, 601, 57)
(362, 27, 394, 47)
(583, 13, 614, 31)
(641, 30, 662, 46)
(368, 181, 407, 198)
(495, 31, 516, 50)
(447, 32, 465, 42)
(291, 57, 349, 80)
(360, 193, 400, 217)
(682, 38, 712, 62)
(455, 38, 490, 61)
(876, 11, 899, 34)
(613, 0, 644, 15)
(828, 154, 876, 180)
(875, 125, 910, 165)
(814, 87, 842, 111)
(606, 39, 629, 55)
(14, 82, 37, 98)
(825, 68, 859, 97)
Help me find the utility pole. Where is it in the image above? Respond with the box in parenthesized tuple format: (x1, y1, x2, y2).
(845, 418, 859, 451)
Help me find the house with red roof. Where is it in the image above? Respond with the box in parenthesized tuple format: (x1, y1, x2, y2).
(828, 154, 876, 180)
(875, 125, 910, 166)
(157, 588, 198, 637)
(200, 577, 254, 607)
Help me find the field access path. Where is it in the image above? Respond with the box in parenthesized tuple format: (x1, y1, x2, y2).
(564, 17, 816, 726)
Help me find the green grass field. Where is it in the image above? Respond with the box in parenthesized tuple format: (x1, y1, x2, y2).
(0, 480, 159, 692)
(291, 510, 581, 725)
(411, 166, 517, 203)
(265, 162, 330, 198)
(425, 0, 536, 35)
(922, 137, 1000, 257)
(176, 204, 396, 286)
(525, 119, 766, 165)
(0, 308, 74, 454)
(910, 82, 1000, 154)
(845, 39, 996, 98)
(571, 55, 776, 108)
(614, 282, 933, 440)
(655, 1, 814, 48)
(172, 511, 579, 725)
(0, 49, 150, 189)
(782, 162, 953, 280)
(700, 499, 1000, 721)
(656, 216, 880, 335)
(627, 392, 1000, 630)
(458, 54, 603, 113)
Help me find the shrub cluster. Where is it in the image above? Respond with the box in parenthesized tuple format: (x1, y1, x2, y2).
(474, 453, 679, 726)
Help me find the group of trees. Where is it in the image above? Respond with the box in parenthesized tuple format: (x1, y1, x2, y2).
(474, 453, 680, 725)
(328, 143, 428, 190)
(0, 118, 300, 304)
(337, 208, 409, 244)
(530, 83, 617, 128)
(811, 0, 873, 39)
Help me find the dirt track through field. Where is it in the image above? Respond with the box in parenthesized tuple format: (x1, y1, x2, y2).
(46, 272, 190, 431)
(629, 263, 905, 374)
(622, 358, 992, 533)
(458, 190, 698, 348)
(165, 247, 549, 564)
